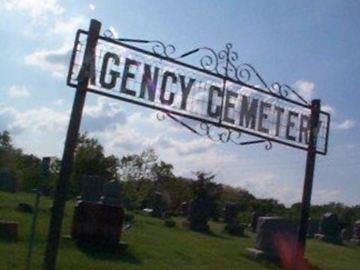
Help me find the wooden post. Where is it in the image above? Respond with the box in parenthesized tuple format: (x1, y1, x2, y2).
(296, 99, 321, 266)
(42, 19, 101, 270)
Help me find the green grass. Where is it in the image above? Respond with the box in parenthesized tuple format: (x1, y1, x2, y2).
(0, 191, 359, 270)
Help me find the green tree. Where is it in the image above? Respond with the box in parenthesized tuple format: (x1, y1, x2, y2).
(70, 133, 119, 196)
(120, 148, 158, 181)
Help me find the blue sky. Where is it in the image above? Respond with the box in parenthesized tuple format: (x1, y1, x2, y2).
(0, 0, 359, 206)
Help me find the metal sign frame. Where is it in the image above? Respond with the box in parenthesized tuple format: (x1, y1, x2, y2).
(67, 29, 330, 155)
(43, 19, 330, 270)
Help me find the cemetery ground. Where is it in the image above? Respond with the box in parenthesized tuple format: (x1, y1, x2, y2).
(1, 191, 359, 270)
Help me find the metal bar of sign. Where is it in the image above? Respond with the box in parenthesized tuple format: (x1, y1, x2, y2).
(67, 30, 330, 154)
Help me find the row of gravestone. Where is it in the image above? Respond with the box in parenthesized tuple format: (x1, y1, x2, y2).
(71, 175, 360, 248)
(247, 215, 360, 262)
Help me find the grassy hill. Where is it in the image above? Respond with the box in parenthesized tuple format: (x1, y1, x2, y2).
(0, 191, 359, 270)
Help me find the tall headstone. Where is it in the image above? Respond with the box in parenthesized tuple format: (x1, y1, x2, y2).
(99, 180, 122, 207)
(150, 191, 170, 218)
(246, 217, 297, 262)
(223, 203, 244, 236)
(178, 201, 189, 216)
(350, 220, 360, 244)
(224, 203, 237, 225)
(79, 175, 105, 202)
(307, 218, 320, 238)
(187, 197, 209, 232)
(315, 212, 342, 243)
(0, 170, 17, 193)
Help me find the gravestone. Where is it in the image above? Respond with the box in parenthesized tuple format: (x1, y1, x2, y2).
(350, 220, 360, 244)
(178, 201, 189, 216)
(0, 220, 18, 241)
(150, 191, 170, 218)
(341, 228, 350, 241)
(79, 175, 105, 202)
(250, 211, 263, 232)
(187, 197, 209, 232)
(246, 217, 297, 261)
(315, 212, 342, 243)
(307, 218, 319, 238)
(71, 201, 124, 245)
(72, 176, 125, 246)
(223, 203, 244, 236)
(0, 170, 17, 193)
(224, 203, 237, 225)
(99, 180, 122, 207)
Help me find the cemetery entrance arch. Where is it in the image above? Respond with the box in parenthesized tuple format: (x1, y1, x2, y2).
(42, 20, 330, 270)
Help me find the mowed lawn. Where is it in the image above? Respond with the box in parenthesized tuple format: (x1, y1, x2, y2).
(0, 191, 359, 270)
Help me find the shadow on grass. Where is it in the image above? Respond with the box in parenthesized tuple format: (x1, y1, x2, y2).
(76, 241, 142, 265)
(189, 229, 231, 240)
(0, 238, 18, 244)
(254, 258, 324, 270)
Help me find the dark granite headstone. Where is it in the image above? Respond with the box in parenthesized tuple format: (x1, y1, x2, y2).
(223, 203, 244, 236)
(99, 180, 122, 207)
(79, 175, 105, 202)
(350, 220, 360, 244)
(315, 212, 342, 243)
(0, 170, 17, 193)
(224, 203, 237, 224)
(0, 220, 18, 241)
(71, 201, 124, 245)
(246, 217, 296, 261)
(188, 197, 209, 232)
(72, 176, 125, 246)
(307, 218, 319, 238)
(150, 191, 170, 218)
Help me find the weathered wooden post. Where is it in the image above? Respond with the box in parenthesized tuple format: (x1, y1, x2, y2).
(42, 19, 101, 270)
(295, 99, 321, 268)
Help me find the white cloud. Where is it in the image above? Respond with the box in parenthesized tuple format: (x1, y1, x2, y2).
(293, 80, 315, 101)
(0, 103, 71, 155)
(332, 119, 356, 130)
(82, 97, 126, 132)
(10, 107, 69, 133)
(23, 15, 86, 77)
(2, 0, 65, 18)
(53, 99, 65, 106)
(312, 189, 342, 205)
(24, 45, 71, 77)
(50, 15, 86, 39)
(240, 172, 300, 204)
(0, 104, 17, 131)
(7, 85, 31, 98)
(322, 104, 335, 114)
(89, 3, 96, 11)
(109, 26, 119, 39)
(149, 136, 214, 156)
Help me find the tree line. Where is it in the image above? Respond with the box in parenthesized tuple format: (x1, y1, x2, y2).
(0, 130, 359, 229)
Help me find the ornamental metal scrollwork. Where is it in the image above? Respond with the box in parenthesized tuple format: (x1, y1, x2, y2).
(156, 113, 272, 150)
(195, 44, 309, 105)
(150, 40, 176, 58)
(100, 33, 310, 150)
